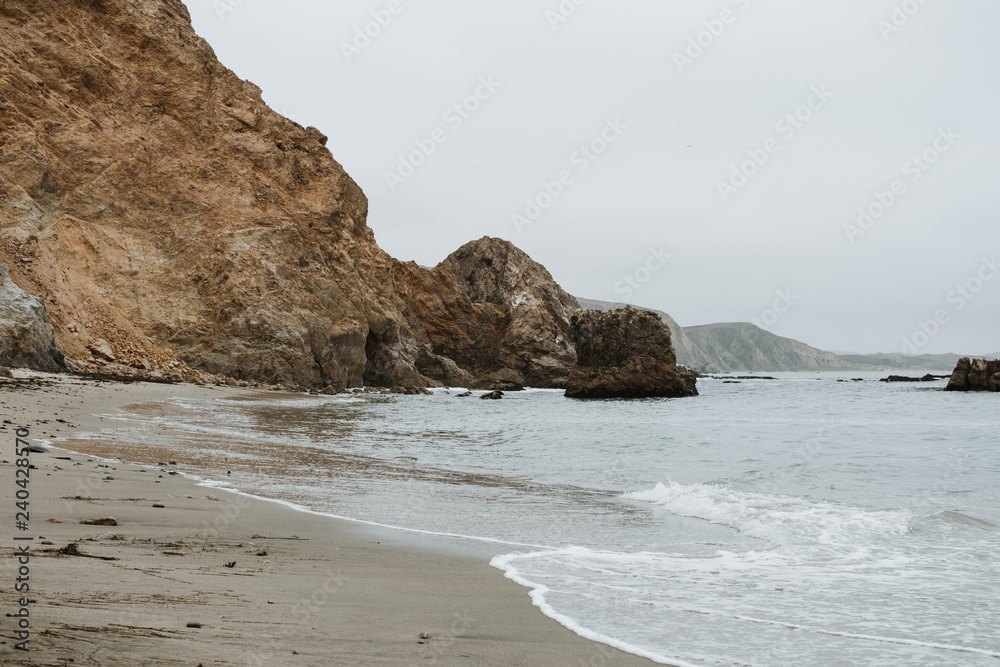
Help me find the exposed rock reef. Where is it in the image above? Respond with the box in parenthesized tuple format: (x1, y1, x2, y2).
(945, 358, 1000, 392)
(0, 1, 589, 389)
(0, 262, 65, 371)
(566, 307, 698, 399)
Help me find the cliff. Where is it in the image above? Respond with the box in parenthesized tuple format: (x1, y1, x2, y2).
(0, 2, 583, 388)
(683, 322, 871, 373)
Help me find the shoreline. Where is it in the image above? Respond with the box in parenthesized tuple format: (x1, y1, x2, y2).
(0, 372, 658, 665)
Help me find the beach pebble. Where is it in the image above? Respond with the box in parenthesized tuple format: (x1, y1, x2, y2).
(104, 475, 114, 480)
(186, 622, 202, 628)
(81, 517, 118, 526)
(152, 503, 165, 508)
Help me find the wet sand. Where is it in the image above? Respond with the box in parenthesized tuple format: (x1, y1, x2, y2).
(0, 372, 657, 666)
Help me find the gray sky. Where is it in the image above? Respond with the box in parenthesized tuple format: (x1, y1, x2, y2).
(188, 0, 999, 355)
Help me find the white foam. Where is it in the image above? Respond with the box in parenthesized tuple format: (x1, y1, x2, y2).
(492, 550, 698, 667)
(624, 481, 911, 547)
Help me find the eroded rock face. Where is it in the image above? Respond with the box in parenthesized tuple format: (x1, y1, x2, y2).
(0, 262, 65, 371)
(565, 307, 698, 399)
(393, 237, 580, 388)
(945, 358, 1000, 392)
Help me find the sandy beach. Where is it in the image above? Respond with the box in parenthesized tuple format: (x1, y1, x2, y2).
(0, 373, 655, 666)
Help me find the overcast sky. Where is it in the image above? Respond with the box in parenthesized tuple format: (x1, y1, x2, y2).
(188, 0, 999, 355)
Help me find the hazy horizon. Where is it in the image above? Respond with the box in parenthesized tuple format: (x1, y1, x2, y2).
(187, 0, 999, 356)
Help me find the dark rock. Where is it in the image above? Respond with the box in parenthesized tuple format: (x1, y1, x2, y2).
(0, 263, 65, 372)
(455, 391, 472, 398)
(0, 366, 12, 378)
(480, 390, 504, 400)
(945, 358, 1000, 392)
(565, 307, 698, 399)
(490, 382, 524, 392)
(80, 517, 118, 526)
(881, 374, 949, 383)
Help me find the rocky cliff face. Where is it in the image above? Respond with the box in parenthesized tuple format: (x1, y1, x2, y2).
(566, 307, 698, 399)
(439, 237, 579, 387)
(0, 3, 585, 389)
(945, 358, 1000, 392)
(0, 262, 65, 371)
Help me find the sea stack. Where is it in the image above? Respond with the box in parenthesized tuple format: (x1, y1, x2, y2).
(944, 358, 1000, 392)
(565, 307, 698, 399)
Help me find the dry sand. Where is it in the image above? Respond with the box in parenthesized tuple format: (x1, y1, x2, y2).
(0, 372, 656, 666)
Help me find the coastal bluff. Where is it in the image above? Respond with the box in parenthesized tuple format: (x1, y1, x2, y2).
(0, 0, 635, 391)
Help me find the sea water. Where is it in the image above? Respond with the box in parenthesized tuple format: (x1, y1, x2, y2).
(67, 373, 1000, 666)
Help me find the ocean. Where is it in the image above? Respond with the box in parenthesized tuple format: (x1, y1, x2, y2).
(65, 373, 1000, 666)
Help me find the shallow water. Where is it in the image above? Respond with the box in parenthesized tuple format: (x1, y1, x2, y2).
(64, 373, 1000, 666)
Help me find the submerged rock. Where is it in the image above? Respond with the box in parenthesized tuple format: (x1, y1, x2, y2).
(945, 358, 1000, 392)
(565, 307, 698, 399)
(480, 390, 504, 400)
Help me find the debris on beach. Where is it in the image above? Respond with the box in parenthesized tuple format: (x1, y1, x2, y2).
(81, 517, 118, 526)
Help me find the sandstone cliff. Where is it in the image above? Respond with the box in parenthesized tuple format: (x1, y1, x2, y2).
(566, 307, 698, 399)
(0, 2, 585, 389)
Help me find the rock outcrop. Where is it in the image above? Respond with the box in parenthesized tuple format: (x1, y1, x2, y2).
(565, 307, 698, 399)
(945, 358, 1000, 392)
(576, 298, 713, 371)
(435, 237, 579, 387)
(0, 262, 65, 371)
